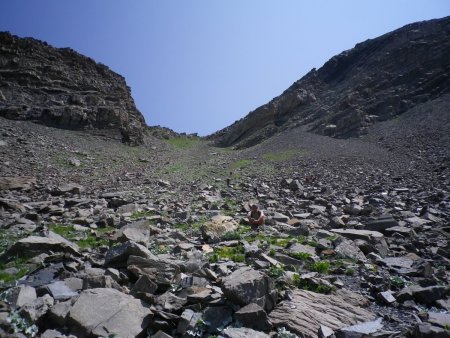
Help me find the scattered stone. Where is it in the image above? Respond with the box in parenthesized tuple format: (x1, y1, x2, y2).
(0, 176, 36, 190)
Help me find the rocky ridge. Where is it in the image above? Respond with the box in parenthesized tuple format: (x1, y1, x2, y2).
(0, 32, 146, 145)
(212, 16, 450, 148)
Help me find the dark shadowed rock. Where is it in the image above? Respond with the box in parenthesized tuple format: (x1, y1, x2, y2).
(234, 303, 271, 331)
(103, 240, 152, 268)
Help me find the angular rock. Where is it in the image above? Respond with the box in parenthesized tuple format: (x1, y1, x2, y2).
(0, 176, 36, 191)
(234, 303, 270, 331)
(51, 183, 84, 196)
(428, 312, 450, 328)
(47, 300, 72, 327)
(127, 254, 181, 288)
(272, 212, 290, 223)
(19, 294, 54, 322)
(68, 288, 152, 337)
(223, 327, 270, 338)
(331, 228, 388, 257)
(336, 317, 383, 337)
(269, 289, 375, 338)
(221, 266, 277, 311)
(131, 274, 158, 296)
(364, 214, 398, 233)
(116, 219, 152, 245)
(334, 237, 367, 261)
(104, 240, 152, 268)
(377, 291, 396, 305)
(176, 308, 202, 335)
(46, 281, 78, 301)
(203, 306, 233, 332)
(8, 285, 37, 308)
(410, 323, 449, 338)
(396, 285, 449, 306)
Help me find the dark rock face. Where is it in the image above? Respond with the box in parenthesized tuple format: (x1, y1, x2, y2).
(212, 16, 450, 148)
(0, 32, 146, 144)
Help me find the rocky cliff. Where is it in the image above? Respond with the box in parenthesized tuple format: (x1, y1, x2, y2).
(212, 16, 450, 148)
(0, 32, 146, 144)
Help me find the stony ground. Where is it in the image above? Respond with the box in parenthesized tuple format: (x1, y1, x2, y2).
(0, 112, 449, 338)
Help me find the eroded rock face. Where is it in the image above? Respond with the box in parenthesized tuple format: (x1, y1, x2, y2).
(212, 16, 450, 148)
(269, 289, 376, 338)
(0, 32, 146, 144)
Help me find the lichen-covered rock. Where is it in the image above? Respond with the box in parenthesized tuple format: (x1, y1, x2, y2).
(201, 215, 238, 243)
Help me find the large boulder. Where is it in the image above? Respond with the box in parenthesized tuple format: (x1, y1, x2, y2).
(104, 241, 153, 268)
(330, 228, 389, 257)
(269, 289, 376, 338)
(3, 231, 80, 258)
(221, 267, 277, 311)
(68, 288, 153, 337)
(127, 254, 181, 288)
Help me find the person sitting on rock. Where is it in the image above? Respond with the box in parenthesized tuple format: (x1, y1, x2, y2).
(248, 204, 265, 230)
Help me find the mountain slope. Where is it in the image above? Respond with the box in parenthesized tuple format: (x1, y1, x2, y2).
(212, 16, 450, 148)
(0, 32, 146, 144)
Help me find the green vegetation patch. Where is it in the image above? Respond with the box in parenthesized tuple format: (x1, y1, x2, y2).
(309, 261, 331, 274)
(0, 257, 35, 286)
(262, 149, 303, 162)
(208, 245, 245, 263)
(131, 210, 156, 219)
(165, 137, 200, 149)
(287, 252, 311, 261)
(0, 229, 26, 255)
(246, 233, 293, 247)
(267, 264, 285, 278)
(48, 224, 114, 249)
(292, 273, 334, 294)
(229, 159, 254, 170)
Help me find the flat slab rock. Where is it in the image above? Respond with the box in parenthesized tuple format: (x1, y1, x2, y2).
(269, 289, 376, 338)
(4, 231, 79, 257)
(68, 288, 153, 337)
(0, 176, 36, 190)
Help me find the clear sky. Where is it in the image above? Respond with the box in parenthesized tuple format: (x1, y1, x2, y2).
(0, 1, 448, 135)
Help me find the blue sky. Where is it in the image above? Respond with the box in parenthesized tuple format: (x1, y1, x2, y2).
(0, 1, 448, 135)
